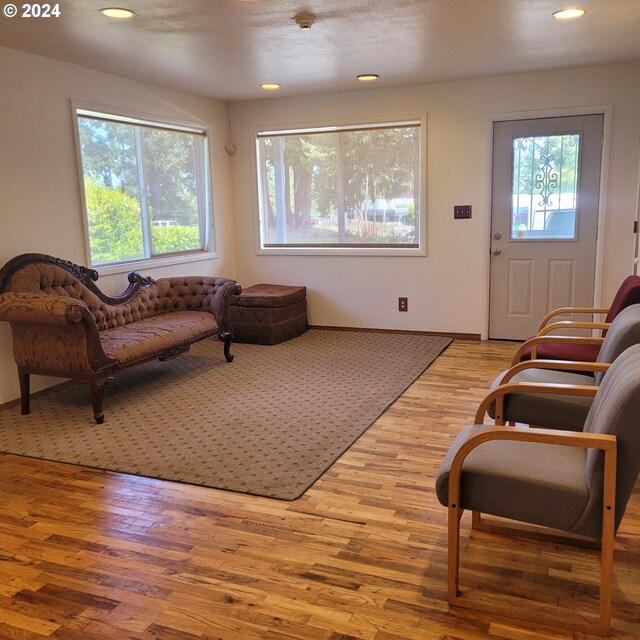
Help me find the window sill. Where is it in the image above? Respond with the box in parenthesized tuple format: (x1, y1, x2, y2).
(94, 251, 219, 277)
(256, 246, 425, 257)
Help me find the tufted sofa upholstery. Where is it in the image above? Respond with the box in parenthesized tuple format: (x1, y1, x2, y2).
(0, 254, 241, 423)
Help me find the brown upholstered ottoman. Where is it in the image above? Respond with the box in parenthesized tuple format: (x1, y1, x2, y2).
(230, 283, 308, 345)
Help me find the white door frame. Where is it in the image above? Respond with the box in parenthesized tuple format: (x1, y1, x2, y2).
(634, 150, 640, 274)
(482, 104, 614, 340)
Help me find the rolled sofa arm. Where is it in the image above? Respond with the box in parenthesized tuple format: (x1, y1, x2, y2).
(0, 291, 116, 375)
(0, 292, 90, 325)
(208, 279, 242, 334)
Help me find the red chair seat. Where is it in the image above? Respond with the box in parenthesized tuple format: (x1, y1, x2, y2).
(518, 341, 600, 363)
(518, 275, 640, 363)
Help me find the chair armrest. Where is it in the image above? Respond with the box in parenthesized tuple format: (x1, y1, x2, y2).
(500, 359, 610, 385)
(537, 320, 610, 337)
(474, 381, 599, 424)
(447, 425, 616, 514)
(537, 307, 610, 332)
(511, 335, 604, 365)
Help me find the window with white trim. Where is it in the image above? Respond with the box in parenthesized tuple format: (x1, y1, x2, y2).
(75, 108, 211, 267)
(255, 121, 422, 253)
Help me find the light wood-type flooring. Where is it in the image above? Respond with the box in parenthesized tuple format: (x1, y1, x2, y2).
(0, 339, 638, 639)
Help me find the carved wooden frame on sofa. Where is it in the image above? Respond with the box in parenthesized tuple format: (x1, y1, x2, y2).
(0, 253, 242, 423)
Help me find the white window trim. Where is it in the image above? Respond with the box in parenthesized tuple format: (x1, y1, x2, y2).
(94, 252, 219, 277)
(71, 100, 218, 272)
(251, 115, 428, 257)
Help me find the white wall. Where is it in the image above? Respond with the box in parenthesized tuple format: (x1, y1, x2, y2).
(228, 62, 640, 336)
(0, 46, 238, 404)
(1, 48, 639, 407)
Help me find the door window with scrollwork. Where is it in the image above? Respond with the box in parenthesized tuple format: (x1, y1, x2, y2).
(511, 134, 580, 240)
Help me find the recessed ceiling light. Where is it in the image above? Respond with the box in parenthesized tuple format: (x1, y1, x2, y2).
(357, 74, 379, 82)
(99, 7, 135, 19)
(552, 8, 586, 19)
(261, 83, 281, 90)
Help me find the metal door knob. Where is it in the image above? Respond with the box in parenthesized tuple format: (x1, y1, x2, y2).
(492, 248, 502, 256)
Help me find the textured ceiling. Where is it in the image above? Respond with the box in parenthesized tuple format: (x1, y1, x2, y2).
(1, 0, 639, 101)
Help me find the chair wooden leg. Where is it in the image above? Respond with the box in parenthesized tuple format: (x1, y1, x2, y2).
(447, 504, 462, 601)
(495, 395, 504, 425)
(18, 367, 30, 415)
(599, 531, 613, 636)
(447, 466, 465, 602)
(469, 513, 601, 548)
(598, 445, 617, 635)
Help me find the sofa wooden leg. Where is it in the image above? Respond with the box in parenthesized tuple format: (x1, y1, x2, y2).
(18, 368, 30, 415)
(220, 333, 234, 363)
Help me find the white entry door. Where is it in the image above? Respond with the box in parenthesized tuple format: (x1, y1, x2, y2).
(489, 115, 603, 340)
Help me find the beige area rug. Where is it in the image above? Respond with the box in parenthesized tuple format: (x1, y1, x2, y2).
(0, 330, 451, 500)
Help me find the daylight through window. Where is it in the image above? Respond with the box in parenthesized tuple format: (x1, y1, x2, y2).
(75, 109, 210, 267)
(511, 133, 581, 240)
(256, 122, 421, 251)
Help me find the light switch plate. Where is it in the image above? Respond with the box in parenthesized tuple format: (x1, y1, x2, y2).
(454, 205, 472, 219)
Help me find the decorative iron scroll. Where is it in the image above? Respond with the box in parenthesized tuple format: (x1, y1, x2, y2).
(534, 152, 559, 207)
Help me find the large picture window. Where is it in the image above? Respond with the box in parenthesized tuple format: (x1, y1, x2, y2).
(75, 108, 210, 267)
(255, 121, 422, 253)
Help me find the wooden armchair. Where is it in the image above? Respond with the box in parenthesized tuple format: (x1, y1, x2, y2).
(480, 303, 640, 429)
(517, 274, 640, 363)
(435, 344, 640, 635)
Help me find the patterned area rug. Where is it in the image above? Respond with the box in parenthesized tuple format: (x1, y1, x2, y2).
(0, 330, 451, 499)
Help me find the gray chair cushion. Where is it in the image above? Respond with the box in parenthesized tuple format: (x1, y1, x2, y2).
(594, 303, 640, 383)
(487, 368, 594, 430)
(486, 304, 640, 430)
(437, 345, 640, 539)
(435, 425, 590, 531)
(577, 344, 640, 536)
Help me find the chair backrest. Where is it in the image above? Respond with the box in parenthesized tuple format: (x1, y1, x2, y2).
(604, 275, 640, 323)
(574, 345, 640, 536)
(595, 304, 640, 384)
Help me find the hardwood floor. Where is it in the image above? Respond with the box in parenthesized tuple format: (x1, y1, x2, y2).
(0, 339, 638, 639)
